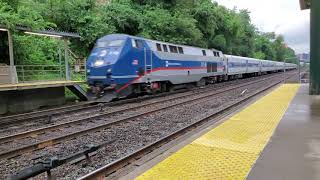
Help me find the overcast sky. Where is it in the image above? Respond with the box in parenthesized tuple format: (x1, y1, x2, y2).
(214, 0, 310, 53)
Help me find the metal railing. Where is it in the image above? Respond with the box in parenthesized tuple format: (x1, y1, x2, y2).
(70, 63, 87, 81)
(15, 64, 86, 83)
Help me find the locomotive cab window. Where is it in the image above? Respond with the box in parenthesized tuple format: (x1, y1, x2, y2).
(156, 43, 162, 51)
(178, 47, 184, 54)
(202, 50, 207, 56)
(132, 39, 144, 48)
(163, 44, 168, 52)
(96, 39, 125, 48)
(169, 45, 178, 53)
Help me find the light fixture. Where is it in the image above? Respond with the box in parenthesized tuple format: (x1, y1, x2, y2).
(93, 60, 105, 67)
(25, 31, 62, 38)
(0, 28, 8, 31)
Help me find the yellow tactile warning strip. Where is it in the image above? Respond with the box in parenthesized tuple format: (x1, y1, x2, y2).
(137, 84, 300, 180)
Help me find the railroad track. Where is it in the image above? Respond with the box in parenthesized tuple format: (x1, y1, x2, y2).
(0, 89, 190, 127)
(6, 72, 297, 179)
(79, 72, 293, 180)
(0, 74, 283, 159)
(0, 73, 285, 138)
(0, 102, 98, 126)
(0, 72, 288, 128)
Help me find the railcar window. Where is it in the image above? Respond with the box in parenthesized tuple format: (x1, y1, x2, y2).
(202, 50, 207, 56)
(178, 47, 184, 54)
(217, 52, 220, 57)
(169, 45, 178, 53)
(163, 44, 168, 52)
(213, 51, 217, 56)
(156, 43, 162, 51)
(207, 62, 218, 73)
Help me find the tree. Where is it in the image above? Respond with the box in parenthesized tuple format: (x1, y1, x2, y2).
(0, 0, 298, 66)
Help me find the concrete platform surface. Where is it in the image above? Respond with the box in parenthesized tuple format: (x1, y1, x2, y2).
(248, 84, 320, 180)
(0, 80, 85, 91)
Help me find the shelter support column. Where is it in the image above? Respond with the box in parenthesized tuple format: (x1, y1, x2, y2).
(7, 30, 15, 84)
(310, 0, 320, 94)
(64, 39, 70, 81)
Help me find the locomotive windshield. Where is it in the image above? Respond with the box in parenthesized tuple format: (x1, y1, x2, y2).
(96, 39, 125, 48)
(88, 39, 125, 67)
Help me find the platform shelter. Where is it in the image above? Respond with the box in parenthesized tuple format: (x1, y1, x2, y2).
(0, 25, 87, 114)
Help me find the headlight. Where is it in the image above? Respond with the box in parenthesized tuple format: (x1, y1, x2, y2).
(107, 68, 112, 73)
(87, 69, 91, 73)
(93, 60, 104, 67)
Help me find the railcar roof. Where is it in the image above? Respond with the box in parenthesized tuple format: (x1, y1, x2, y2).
(225, 54, 282, 63)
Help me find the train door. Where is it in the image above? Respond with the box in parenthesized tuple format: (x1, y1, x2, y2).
(131, 38, 146, 76)
(260, 61, 262, 74)
(246, 60, 249, 73)
(224, 56, 228, 75)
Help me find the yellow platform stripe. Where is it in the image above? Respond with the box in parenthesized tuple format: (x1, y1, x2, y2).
(0, 81, 85, 91)
(0, 80, 85, 88)
(137, 84, 300, 180)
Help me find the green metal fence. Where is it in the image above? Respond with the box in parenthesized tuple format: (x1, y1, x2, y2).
(15, 64, 86, 83)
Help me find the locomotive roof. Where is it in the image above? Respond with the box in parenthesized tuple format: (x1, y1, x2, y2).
(99, 34, 223, 53)
(98, 34, 295, 65)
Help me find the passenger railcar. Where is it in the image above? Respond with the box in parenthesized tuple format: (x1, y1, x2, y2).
(86, 34, 297, 101)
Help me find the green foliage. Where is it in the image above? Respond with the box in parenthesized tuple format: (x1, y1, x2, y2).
(40, 0, 116, 56)
(101, 1, 140, 35)
(13, 34, 62, 65)
(139, 7, 203, 46)
(0, 0, 53, 29)
(0, 0, 299, 68)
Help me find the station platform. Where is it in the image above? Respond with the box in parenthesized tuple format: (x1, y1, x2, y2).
(247, 84, 320, 180)
(0, 81, 87, 114)
(0, 80, 85, 91)
(133, 84, 319, 179)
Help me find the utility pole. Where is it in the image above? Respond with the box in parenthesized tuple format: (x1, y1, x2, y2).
(298, 60, 301, 83)
(283, 58, 286, 83)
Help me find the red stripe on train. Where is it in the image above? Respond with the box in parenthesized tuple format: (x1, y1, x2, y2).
(115, 66, 222, 93)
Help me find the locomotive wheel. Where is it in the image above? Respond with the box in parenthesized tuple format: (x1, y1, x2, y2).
(196, 78, 206, 87)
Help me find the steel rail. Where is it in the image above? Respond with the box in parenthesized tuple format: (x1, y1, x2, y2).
(0, 102, 95, 126)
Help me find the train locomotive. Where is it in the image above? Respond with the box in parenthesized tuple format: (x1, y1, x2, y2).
(86, 34, 297, 102)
